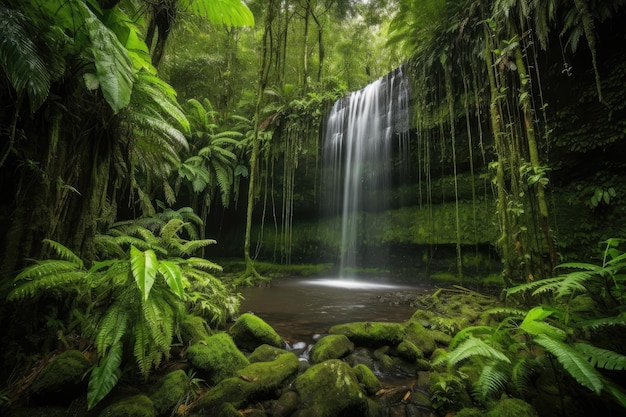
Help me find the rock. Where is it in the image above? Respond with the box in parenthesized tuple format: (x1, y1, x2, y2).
(29, 350, 91, 406)
(310, 334, 354, 363)
(403, 321, 436, 355)
(230, 313, 283, 351)
(148, 369, 188, 416)
(179, 314, 212, 344)
(268, 390, 300, 417)
(189, 347, 299, 412)
(329, 322, 405, 347)
(185, 332, 249, 385)
(98, 394, 155, 417)
(396, 339, 424, 361)
(485, 398, 538, 417)
(352, 363, 382, 395)
(293, 359, 373, 417)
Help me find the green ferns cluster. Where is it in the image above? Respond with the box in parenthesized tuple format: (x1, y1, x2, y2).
(7, 208, 239, 409)
(436, 238, 626, 412)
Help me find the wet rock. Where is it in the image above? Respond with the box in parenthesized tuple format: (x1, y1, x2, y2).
(310, 334, 354, 363)
(189, 346, 299, 412)
(28, 349, 91, 406)
(353, 363, 382, 394)
(230, 313, 283, 351)
(98, 393, 155, 417)
(396, 339, 424, 361)
(329, 321, 405, 347)
(148, 369, 188, 416)
(403, 321, 436, 356)
(268, 390, 300, 417)
(185, 332, 249, 385)
(293, 359, 373, 417)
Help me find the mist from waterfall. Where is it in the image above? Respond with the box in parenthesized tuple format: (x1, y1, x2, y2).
(322, 66, 411, 278)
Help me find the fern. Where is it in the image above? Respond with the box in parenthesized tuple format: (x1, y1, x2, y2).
(534, 334, 604, 394)
(87, 341, 123, 410)
(130, 246, 157, 301)
(95, 301, 129, 354)
(473, 362, 509, 401)
(511, 358, 542, 397)
(575, 342, 626, 371)
(444, 336, 511, 366)
(448, 326, 496, 349)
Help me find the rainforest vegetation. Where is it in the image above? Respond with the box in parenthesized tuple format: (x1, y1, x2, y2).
(1, 0, 626, 416)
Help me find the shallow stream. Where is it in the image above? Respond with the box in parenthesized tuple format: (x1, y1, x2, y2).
(239, 276, 432, 345)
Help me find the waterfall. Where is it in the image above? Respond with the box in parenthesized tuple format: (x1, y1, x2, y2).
(322, 66, 411, 277)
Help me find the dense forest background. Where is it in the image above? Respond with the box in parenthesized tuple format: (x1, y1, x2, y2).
(1, 0, 626, 412)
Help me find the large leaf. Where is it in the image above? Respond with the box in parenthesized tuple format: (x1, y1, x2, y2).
(180, 0, 255, 27)
(87, 341, 122, 409)
(81, 2, 134, 112)
(130, 246, 158, 301)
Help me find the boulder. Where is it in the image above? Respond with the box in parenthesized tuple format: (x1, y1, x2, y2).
(230, 313, 283, 351)
(486, 398, 538, 417)
(185, 332, 249, 385)
(328, 322, 405, 347)
(189, 346, 299, 412)
(293, 359, 373, 417)
(98, 394, 155, 417)
(148, 369, 188, 416)
(310, 334, 353, 363)
(29, 349, 91, 405)
(352, 363, 381, 395)
(403, 321, 436, 355)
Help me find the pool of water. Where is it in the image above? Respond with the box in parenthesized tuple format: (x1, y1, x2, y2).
(238, 276, 432, 345)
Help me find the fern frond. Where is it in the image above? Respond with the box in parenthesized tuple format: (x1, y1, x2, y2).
(8, 269, 85, 301)
(130, 246, 157, 301)
(575, 342, 626, 371)
(473, 362, 509, 401)
(96, 302, 129, 354)
(160, 218, 185, 241)
(580, 314, 626, 331)
(142, 296, 174, 354)
(449, 326, 496, 349)
(447, 337, 511, 366)
(133, 318, 153, 379)
(506, 277, 563, 298)
(180, 239, 217, 255)
(42, 239, 83, 267)
(87, 341, 122, 410)
(185, 257, 223, 272)
(511, 358, 542, 396)
(533, 334, 604, 394)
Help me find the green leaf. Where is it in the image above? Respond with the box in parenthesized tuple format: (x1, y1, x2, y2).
(87, 341, 122, 409)
(534, 334, 604, 394)
(130, 246, 157, 301)
(576, 343, 626, 371)
(158, 260, 185, 299)
(445, 336, 511, 366)
(180, 0, 255, 27)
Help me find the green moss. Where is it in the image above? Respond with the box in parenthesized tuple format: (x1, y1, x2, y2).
(294, 359, 370, 417)
(190, 349, 299, 411)
(455, 408, 484, 417)
(216, 402, 244, 417)
(29, 350, 91, 397)
(328, 322, 405, 347)
(396, 339, 424, 361)
(403, 321, 436, 355)
(352, 364, 382, 395)
(230, 313, 283, 351)
(428, 372, 472, 414)
(248, 343, 290, 363)
(149, 369, 188, 416)
(98, 394, 155, 417)
(179, 314, 211, 344)
(310, 334, 354, 363)
(485, 398, 537, 417)
(186, 332, 249, 384)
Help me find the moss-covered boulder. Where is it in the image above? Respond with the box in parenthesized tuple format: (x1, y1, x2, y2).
(293, 359, 373, 417)
(396, 339, 423, 361)
(28, 349, 91, 405)
(310, 334, 354, 363)
(352, 363, 381, 395)
(189, 347, 299, 412)
(98, 394, 155, 417)
(328, 322, 405, 347)
(486, 398, 538, 417)
(230, 313, 283, 351)
(185, 332, 249, 385)
(268, 390, 300, 417)
(179, 314, 211, 344)
(149, 369, 188, 416)
(403, 320, 437, 355)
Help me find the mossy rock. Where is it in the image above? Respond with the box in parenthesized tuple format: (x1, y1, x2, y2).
(216, 402, 244, 417)
(98, 394, 155, 417)
(149, 369, 188, 416)
(328, 322, 405, 347)
(29, 349, 91, 405)
(186, 332, 249, 385)
(403, 320, 436, 355)
(485, 398, 538, 417)
(230, 313, 283, 351)
(248, 343, 290, 363)
(268, 390, 300, 417)
(293, 359, 372, 417)
(310, 334, 354, 363)
(396, 339, 424, 361)
(352, 364, 381, 395)
(455, 407, 484, 417)
(189, 349, 299, 412)
(180, 314, 211, 344)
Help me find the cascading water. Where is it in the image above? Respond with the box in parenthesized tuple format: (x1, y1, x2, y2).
(322, 66, 411, 278)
